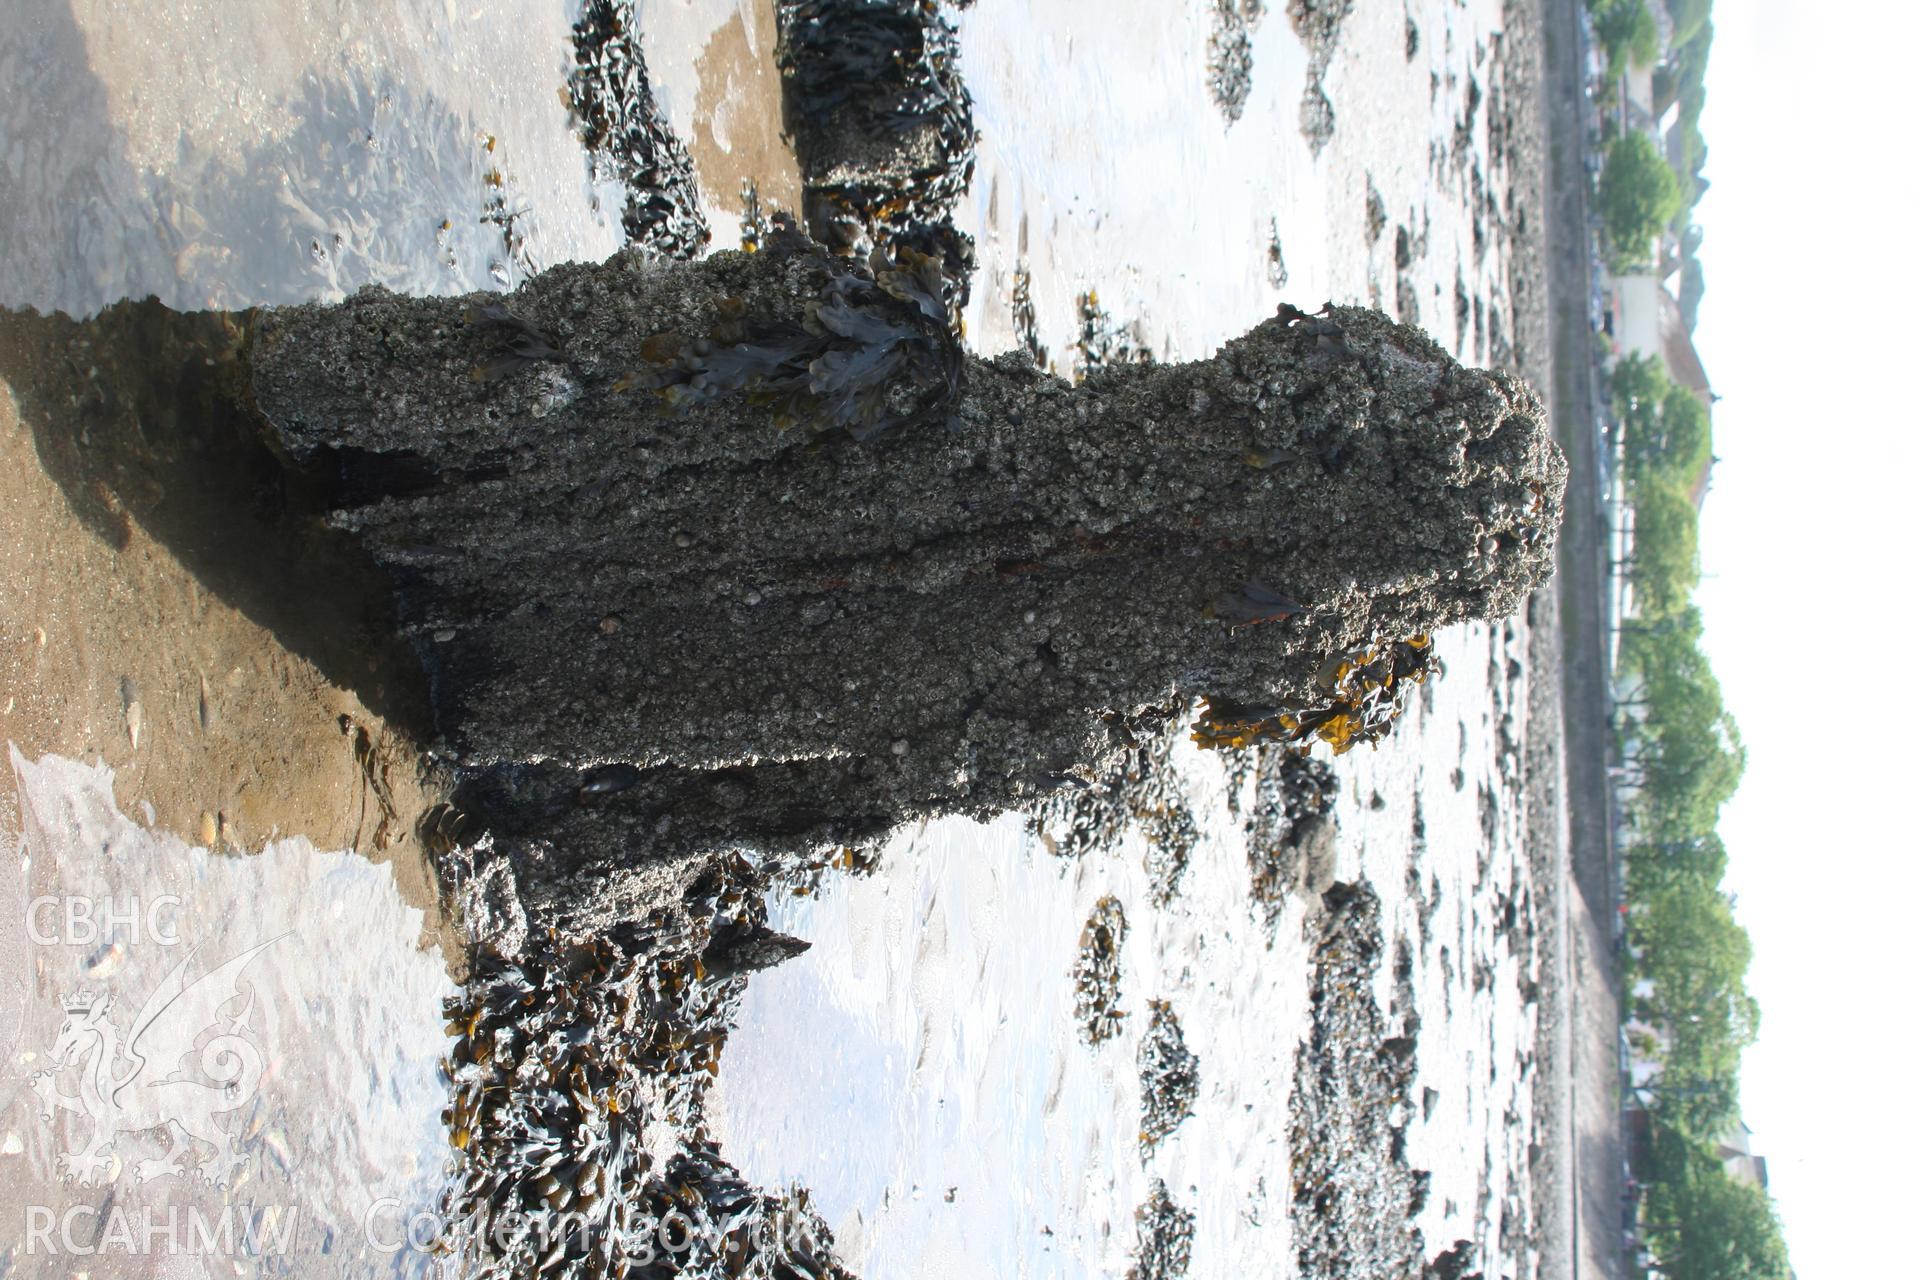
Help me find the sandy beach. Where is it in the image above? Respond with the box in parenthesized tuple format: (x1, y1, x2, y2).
(0, 1, 1620, 1276)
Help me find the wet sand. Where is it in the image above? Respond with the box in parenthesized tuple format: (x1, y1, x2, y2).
(1486, 2, 1579, 1277)
(0, 305, 457, 963)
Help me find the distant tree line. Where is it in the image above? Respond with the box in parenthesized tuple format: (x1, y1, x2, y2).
(1611, 354, 1708, 615)
(1638, 1138, 1794, 1280)
(1590, 8, 1785, 1275)
(1610, 340, 1792, 1277)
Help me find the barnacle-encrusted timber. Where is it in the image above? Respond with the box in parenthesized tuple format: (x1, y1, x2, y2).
(251, 232, 1563, 937)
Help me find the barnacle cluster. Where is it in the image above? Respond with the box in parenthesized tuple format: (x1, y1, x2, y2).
(775, 843, 886, 900)
(1010, 263, 1047, 370)
(1073, 289, 1154, 380)
(1288, 0, 1352, 156)
(440, 857, 845, 1279)
(775, 0, 978, 315)
(1289, 882, 1426, 1280)
(1031, 717, 1196, 906)
(1246, 750, 1338, 927)
(1072, 895, 1129, 1045)
(617, 235, 962, 442)
(1127, 1180, 1197, 1280)
(1207, 0, 1263, 123)
(1141, 802, 1200, 908)
(568, 0, 711, 259)
(1191, 634, 1441, 755)
(1138, 1000, 1200, 1152)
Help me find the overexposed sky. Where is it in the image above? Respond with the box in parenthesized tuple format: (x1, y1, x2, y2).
(1690, 2, 1920, 1273)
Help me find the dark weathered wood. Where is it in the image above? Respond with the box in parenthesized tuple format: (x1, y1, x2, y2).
(251, 236, 1563, 927)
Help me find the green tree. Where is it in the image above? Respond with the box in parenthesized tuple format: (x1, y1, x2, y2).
(1634, 877, 1758, 1076)
(1596, 0, 1660, 72)
(1617, 608, 1748, 843)
(1618, 602, 1707, 680)
(1626, 705, 1744, 840)
(1599, 133, 1686, 263)
(1618, 608, 1744, 838)
(1617, 603, 1701, 647)
(1611, 351, 1670, 420)
(1627, 832, 1728, 900)
(1640, 1113, 1701, 1187)
(1646, 1072, 1742, 1142)
(1646, 1163, 1792, 1280)
(1655, 388, 1711, 478)
(1627, 478, 1699, 618)
(1611, 355, 1713, 489)
(1665, 0, 1713, 50)
(1615, 602, 1698, 720)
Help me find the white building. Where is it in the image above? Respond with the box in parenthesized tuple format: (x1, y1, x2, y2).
(1717, 1121, 1772, 1191)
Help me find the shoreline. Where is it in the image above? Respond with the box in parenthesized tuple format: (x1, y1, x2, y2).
(1489, 0, 1580, 1266)
(1481, 1, 1628, 1276)
(1525, 0, 1628, 1276)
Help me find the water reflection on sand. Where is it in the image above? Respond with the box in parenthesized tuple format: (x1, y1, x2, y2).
(0, 749, 453, 1279)
(0, 0, 617, 315)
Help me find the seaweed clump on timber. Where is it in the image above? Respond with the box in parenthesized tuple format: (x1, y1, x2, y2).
(569, 0, 711, 259)
(610, 222, 962, 442)
(775, 0, 978, 313)
(1191, 633, 1442, 755)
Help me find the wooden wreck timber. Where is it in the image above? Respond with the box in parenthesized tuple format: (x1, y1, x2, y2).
(250, 234, 1563, 929)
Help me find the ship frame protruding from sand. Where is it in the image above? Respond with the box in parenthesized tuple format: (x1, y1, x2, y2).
(250, 230, 1564, 939)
